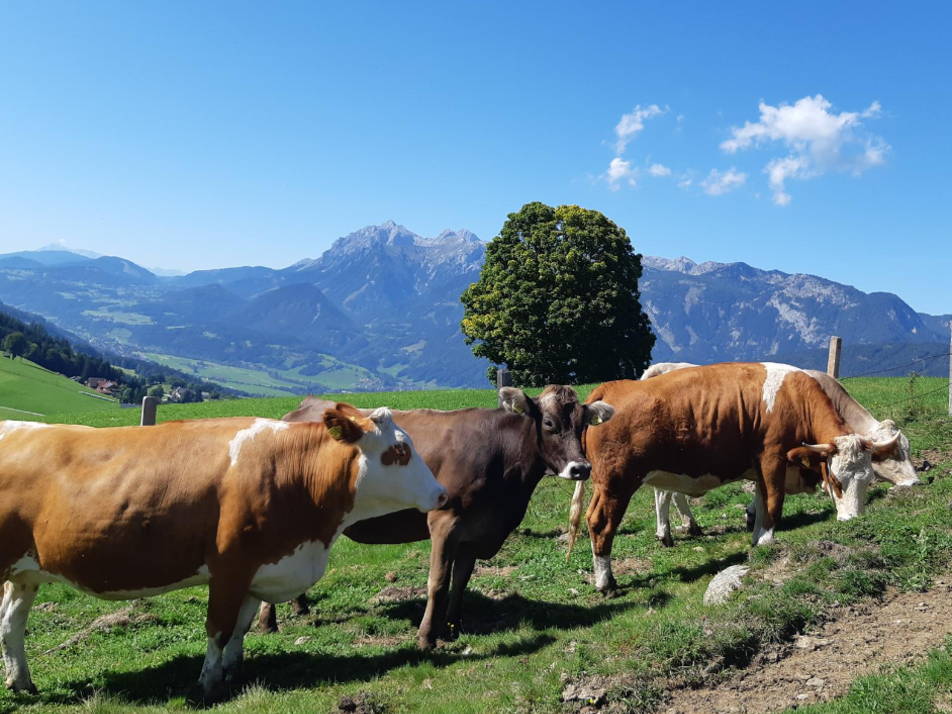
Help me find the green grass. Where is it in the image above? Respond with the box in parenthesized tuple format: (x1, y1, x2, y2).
(139, 352, 386, 397)
(0, 356, 120, 418)
(3, 378, 951, 714)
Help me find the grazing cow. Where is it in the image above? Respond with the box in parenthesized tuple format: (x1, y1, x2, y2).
(258, 386, 615, 649)
(642, 363, 919, 546)
(568, 363, 898, 594)
(0, 409, 445, 699)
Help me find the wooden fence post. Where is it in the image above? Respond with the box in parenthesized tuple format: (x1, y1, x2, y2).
(827, 336, 842, 379)
(496, 368, 511, 408)
(140, 396, 157, 426)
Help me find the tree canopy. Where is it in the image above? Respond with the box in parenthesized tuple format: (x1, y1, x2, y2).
(461, 202, 655, 386)
(2, 331, 28, 359)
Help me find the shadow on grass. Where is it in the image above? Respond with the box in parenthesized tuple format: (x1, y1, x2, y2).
(378, 586, 662, 637)
(34, 632, 556, 707)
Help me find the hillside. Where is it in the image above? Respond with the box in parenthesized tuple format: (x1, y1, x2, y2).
(0, 356, 120, 418)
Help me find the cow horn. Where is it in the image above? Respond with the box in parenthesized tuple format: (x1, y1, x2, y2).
(802, 442, 833, 454)
(864, 432, 901, 454)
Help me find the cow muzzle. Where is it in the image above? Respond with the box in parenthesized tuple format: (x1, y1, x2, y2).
(558, 460, 592, 481)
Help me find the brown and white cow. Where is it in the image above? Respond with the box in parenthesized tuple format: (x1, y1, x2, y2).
(568, 363, 898, 594)
(0, 408, 445, 699)
(641, 362, 918, 546)
(258, 386, 614, 648)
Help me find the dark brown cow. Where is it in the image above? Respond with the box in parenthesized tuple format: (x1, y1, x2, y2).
(259, 386, 614, 649)
(568, 363, 898, 594)
(0, 408, 445, 698)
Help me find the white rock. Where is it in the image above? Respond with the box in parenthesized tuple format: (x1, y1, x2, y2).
(703, 565, 750, 606)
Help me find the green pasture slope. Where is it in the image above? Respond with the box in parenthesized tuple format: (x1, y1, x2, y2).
(0, 356, 120, 420)
(3, 377, 951, 714)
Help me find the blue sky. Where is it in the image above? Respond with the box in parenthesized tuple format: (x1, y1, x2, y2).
(1, 2, 949, 313)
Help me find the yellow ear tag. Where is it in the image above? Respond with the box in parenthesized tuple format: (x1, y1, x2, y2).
(513, 403, 524, 414)
(801, 457, 811, 469)
(329, 426, 343, 439)
(349, 416, 356, 421)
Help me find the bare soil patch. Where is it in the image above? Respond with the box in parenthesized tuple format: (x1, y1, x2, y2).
(661, 578, 952, 714)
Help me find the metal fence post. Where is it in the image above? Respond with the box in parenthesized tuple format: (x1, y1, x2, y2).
(827, 336, 842, 379)
(141, 395, 157, 426)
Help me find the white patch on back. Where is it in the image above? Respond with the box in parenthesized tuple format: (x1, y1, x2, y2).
(761, 363, 800, 413)
(229, 419, 290, 466)
(0, 420, 51, 442)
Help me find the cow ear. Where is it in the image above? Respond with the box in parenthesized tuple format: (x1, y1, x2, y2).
(499, 387, 532, 416)
(324, 409, 364, 444)
(786, 446, 825, 470)
(584, 401, 615, 426)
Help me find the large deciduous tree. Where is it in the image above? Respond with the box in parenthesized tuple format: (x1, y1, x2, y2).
(461, 202, 655, 386)
(2, 331, 28, 360)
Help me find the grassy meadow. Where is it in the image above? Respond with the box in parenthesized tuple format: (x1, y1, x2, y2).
(1, 377, 950, 714)
(0, 356, 120, 420)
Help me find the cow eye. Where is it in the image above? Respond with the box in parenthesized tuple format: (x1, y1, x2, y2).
(543, 419, 556, 431)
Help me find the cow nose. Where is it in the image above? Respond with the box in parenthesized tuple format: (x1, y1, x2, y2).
(436, 491, 449, 509)
(569, 462, 592, 480)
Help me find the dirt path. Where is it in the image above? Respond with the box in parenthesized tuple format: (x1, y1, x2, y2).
(662, 577, 952, 714)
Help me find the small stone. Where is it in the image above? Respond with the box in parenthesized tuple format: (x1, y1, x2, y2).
(704, 565, 750, 606)
(294, 636, 311, 645)
(461, 645, 474, 656)
(569, 588, 579, 596)
(566, 640, 577, 654)
(694, 546, 705, 552)
(806, 677, 825, 688)
(796, 693, 810, 701)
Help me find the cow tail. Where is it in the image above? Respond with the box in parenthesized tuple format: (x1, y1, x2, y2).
(566, 479, 585, 561)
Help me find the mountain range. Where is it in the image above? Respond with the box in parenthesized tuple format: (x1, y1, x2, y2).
(1, 222, 948, 392)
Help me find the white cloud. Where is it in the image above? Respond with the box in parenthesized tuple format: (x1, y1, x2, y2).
(721, 94, 888, 205)
(614, 104, 665, 154)
(605, 158, 638, 190)
(649, 163, 672, 177)
(678, 178, 692, 189)
(701, 168, 747, 196)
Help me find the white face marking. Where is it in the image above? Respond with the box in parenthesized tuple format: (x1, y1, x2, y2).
(760, 362, 801, 413)
(0, 420, 51, 442)
(557, 460, 586, 480)
(228, 419, 290, 466)
(828, 434, 875, 520)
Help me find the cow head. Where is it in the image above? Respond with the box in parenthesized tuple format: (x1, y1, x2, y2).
(793, 432, 900, 521)
(868, 420, 919, 487)
(324, 403, 447, 517)
(498, 385, 614, 481)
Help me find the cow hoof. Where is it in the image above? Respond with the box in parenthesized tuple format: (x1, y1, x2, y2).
(417, 637, 437, 651)
(657, 534, 674, 548)
(6, 680, 38, 695)
(291, 602, 310, 617)
(257, 622, 279, 635)
(188, 683, 225, 706)
(687, 523, 703, 537)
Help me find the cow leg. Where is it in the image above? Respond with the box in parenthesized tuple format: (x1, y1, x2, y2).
(586, 484, 636, 594)
(752, 458, 786, 546)
(1, 582, 39, 694)
(222, 595, 261, 684)
(417, 511, 461, 650)
(654, 489, 675, 547)
(673, 492, 703, 536)
(198, 578, 253, 700)
(745, 499, 757, 531)
(290, 593, 309, 616)
(445, 545, 477, 640)
(256, 602, 279, 634)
